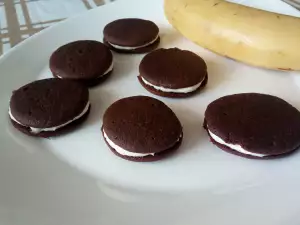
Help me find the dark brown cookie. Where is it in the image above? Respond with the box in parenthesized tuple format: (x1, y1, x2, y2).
(11, 106, 90, 138)
(204, 93, 300, 158)
(138, 74, 208, 98)
(139, 48, 208, 98)
(9, 78, 90, 137)
(50, 40, 113, 86)
(103, 37, 160, 54)
(102, 96, 183, 162)
(203, 120, 297, 159)
(101, 127, 182, 162)
(54, 70, 112, 88)
(103, 18, 160, 53)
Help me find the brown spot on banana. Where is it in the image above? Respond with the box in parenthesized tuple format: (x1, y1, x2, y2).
(278, 68, 293, 71)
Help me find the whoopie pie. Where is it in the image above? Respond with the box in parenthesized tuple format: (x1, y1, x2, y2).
(9, 78, 90, 137)
(102, 96, 183, 162)
(204, 93, 300, 159)
(50, 40, 113, 87)
(103, 18, 160, 54)
(138, 48, 208, 98)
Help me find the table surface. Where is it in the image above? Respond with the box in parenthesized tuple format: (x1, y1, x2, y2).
(0, 0, 114, 55)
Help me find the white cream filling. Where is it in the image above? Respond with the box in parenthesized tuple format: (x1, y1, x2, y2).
(141, 76, 205, 94)
(9, 102, 90, 134)
(108, 34, 159, 50)
(101, 61, 114, 77)
(208, 129, 267, 157)
(104, 130, 182, 158)
(56, 61, 113, 79)
(103, 131, 155, 157)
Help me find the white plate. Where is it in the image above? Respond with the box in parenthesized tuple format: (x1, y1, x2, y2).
(2, 0, 300, 224)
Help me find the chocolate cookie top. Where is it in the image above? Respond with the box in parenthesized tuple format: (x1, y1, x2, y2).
(103, 18, 159, 47)
(10, 78, 89, 128)
(205, 93, 300, 155)
(139, 48, 207, 89)
(103, 96, 182, 154)
(50, 40, 113, 80)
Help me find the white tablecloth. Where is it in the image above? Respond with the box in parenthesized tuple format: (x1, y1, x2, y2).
(0, 0, 113, 55)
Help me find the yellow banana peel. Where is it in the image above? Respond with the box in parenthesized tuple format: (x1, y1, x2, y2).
(165, 0, 300, 71)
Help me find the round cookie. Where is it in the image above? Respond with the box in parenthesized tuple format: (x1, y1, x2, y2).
(50, 40, 113, 87)
(102, 96, 183, 162)
(9, 78, 90, 138)
(103, 18, 160, 54)
(204, 93, 300, 159)
(138, 48, 208, 98)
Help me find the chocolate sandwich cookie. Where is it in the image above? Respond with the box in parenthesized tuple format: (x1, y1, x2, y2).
(103, 18, 160, 53)
(102, 96, 183, 162)
(204, 93, 300, 159)
(50, 40, 113, 87)
(9, 78, 90, 138)
(138, 48, 208, 98)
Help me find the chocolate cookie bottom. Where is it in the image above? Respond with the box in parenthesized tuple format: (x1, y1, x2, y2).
(11, 106, 91, 138)
(102, 127, 183, 162)
(203, 120, 298, 159)
(53, 71, 112, 87)
(138, 74, 208, 98)
(103, 37, 160, 54)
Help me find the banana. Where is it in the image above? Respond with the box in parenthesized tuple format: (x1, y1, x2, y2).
(164, 0, 300, 71)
